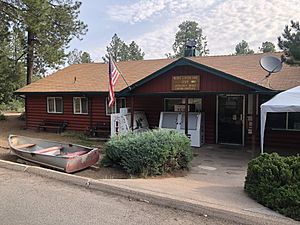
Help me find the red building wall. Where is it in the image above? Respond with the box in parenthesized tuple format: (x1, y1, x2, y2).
(24, 64, 300, 152)
(26, 94, 111, 131)
(132, 65, 252, 94)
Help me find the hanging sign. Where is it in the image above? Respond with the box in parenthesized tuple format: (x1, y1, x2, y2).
(172, 75, 200, 91)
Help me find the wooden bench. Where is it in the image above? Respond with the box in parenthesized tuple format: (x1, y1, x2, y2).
(38, 120, 68, 133)
(87, 123, 110, 137)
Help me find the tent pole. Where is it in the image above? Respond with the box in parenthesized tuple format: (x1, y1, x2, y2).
(131, 96, 135, 131)
(185, 96, 189, 136)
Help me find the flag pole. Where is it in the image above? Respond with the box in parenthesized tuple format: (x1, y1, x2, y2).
(110, 55, 131, 90)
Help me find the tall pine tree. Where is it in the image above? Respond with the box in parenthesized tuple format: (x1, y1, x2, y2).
(103, 34, 145, 62)
(259, 41, 276, 53)
(278, 20, 300, 65)
(0, 0, 87, 84)
(67, 49, 93, 65)
(170, 21, 209, 58)
(234, 40, 254, 55)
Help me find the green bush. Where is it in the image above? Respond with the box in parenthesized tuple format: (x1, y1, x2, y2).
(102, 130, 193, 177)
(245, 153, 300, 221)
(0, 99, 25, 112)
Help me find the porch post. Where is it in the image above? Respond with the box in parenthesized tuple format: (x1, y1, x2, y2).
(89, 96, 93, 132)
(251, 94, 257, 155)
(25, 96, 28, 129)
(131, 96, 135, 131)
(185, 96, 188, 135)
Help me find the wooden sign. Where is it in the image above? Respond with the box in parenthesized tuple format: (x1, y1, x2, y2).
(172, 75, 200, 91)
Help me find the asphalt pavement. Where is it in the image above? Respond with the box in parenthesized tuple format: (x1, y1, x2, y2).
(0, 167, 240, 225)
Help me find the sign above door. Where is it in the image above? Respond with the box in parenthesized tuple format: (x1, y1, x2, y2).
(171, 75, 200, 91)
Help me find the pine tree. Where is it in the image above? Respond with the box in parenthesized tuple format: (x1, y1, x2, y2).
(171, 21, 209, 58)
(0, 0, 87, 84)
(128, 41, 145, 60)
(67, 49, 92, 65)
(259, 41, 276, 53)
(235, 40, 254, 55)
(0, 21, 24, 104)
(103, 34, 145, 62)
(278, 20, 300, 65)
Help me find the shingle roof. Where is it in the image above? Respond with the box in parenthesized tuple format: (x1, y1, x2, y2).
(189, 53, 300, 91)
(16, 53, 300, 94)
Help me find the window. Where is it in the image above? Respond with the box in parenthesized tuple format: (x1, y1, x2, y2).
(106, 98, 126, 115)
(288, 112, 300, 129)
(73, 97, 88, 114)
(266, 112, 300, 131)
(47, 97, 63, 114)
(164, 98, 202, 112)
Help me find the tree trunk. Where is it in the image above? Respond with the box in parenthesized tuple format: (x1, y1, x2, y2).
(26, 29, 34, 85)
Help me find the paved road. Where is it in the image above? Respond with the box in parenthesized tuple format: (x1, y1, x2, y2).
(0, 168, 239, 225)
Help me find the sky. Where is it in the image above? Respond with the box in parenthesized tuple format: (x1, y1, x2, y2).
(69, 0, 300, 62)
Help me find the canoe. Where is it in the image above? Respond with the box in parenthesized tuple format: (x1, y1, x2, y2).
(8, 135, 99, 173)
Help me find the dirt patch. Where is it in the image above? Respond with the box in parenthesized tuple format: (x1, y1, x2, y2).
(0, 113, 128, 179)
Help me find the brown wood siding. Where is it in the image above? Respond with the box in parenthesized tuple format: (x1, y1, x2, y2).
(90, 95, 110, 127)
(133, 66, 253, 94)
(26, 94, 216, 144)
(264, 129, 300, 151)
(26, 94, 110, 131)
(133, 96, 163, 128)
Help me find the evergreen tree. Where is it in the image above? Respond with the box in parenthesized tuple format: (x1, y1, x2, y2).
(103, 34, 145, 62)
(128, 41, 145, 60)
(259, 41, 276, 53)
(0, 0, 87, 84)
(0, 21, 24, 104)
(67, 49, 92, 65)
(170, 21, 209, 58)
(278, 20, 300, 65)
(235, 40, 254, 55)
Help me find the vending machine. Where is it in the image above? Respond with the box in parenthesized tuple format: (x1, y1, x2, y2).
(159, 112, 204, 147)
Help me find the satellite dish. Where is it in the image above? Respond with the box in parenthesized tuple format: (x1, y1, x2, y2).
(186, 40, 196, 48)
(260, 56, 282, 74)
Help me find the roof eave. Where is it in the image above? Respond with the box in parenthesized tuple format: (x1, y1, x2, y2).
(15, 91, 110, 95)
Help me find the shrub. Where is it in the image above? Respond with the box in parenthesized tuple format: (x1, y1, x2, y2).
(0, 99, 25, 112)
(101, 130, 193, 177)
(245, 153, 300, 221)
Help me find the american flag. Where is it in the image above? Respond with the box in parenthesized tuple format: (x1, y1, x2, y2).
(108, 56, 121, 107)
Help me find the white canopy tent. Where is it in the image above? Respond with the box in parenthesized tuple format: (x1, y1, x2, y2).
(260, 86, 300, 153)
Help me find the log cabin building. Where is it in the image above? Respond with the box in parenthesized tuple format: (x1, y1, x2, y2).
(16, 53, 300, 153)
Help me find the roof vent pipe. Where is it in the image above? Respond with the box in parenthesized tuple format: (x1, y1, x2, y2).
(184, 40, 196, 57)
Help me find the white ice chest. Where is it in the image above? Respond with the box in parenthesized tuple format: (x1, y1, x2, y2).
(159, 112, 204, 147)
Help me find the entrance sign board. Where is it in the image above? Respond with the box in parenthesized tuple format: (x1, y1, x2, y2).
(172, 75, 200, 91)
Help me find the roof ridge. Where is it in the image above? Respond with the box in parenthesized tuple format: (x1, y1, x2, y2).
(188, 52, 283, 59)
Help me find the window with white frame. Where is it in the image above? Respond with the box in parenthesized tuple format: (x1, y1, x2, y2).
(47, 97, 63, 113)
(106, 98, 126, 115)
(73, 97, 88, 114)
